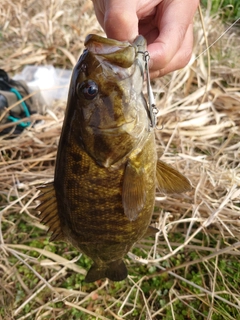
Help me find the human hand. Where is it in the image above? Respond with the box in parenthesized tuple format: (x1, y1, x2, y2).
(92, 0, 199, 78)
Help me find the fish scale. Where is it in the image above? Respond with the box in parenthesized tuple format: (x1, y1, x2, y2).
(63, 136, 152, 242)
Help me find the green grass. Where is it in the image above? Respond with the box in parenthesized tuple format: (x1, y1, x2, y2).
(1, 211, 240, 319)
(201, 0, 240, 21)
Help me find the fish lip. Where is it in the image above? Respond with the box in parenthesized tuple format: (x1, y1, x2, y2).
(84, 34, 132, 52)
(85, 34, 147, 57)
(84, 34, 138, 69)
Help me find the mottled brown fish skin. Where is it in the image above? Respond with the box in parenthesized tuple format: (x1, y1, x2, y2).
(55, 131, 156, 282)
(55, 128, 156, 248)
(37, 34, 191, 282)
(54, 35, 156, 282)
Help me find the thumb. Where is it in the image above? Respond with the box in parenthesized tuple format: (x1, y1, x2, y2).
(103, 0, 138, 42)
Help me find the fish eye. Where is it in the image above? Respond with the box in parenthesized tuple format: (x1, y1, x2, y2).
(77, 80, 98, 100)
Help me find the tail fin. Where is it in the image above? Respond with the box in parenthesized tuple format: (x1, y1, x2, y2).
(85, 264, 106, 283)
(85, 260, 128, 283)
(106, 260, 128, 282)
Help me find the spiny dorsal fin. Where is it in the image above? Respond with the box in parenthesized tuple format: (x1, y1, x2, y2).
(156, 160, 192, 194)
(36, 182, 64, 242)
(122, 161, 146, 221)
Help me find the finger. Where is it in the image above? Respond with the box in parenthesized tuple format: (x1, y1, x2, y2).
(149, 23, 194, 78)
(148, 0, 199, 71)
(103, 0, 139, 42)
(92, 1, 105, 29)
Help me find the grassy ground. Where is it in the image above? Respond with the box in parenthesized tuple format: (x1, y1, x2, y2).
(1, 0, 240, 319)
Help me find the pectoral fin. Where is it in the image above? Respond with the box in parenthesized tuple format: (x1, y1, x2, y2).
(122, 161, 146, 221)
(156, 160, 191, 194)
(36, 182, 64, 241)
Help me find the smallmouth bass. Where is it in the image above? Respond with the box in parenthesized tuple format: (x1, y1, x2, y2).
(37, 34, 191, 282)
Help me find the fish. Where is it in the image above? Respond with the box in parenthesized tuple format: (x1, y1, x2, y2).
(37, 34, 191, 283)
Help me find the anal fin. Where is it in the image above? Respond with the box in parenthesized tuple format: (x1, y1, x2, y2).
(36, 182, 64, 242)
(143, 226, 159, 237)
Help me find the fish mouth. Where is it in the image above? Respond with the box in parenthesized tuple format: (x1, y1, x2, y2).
(84, 34, 146, 52)
(85, 34, 133, 54)
(84, 34, 146, 69)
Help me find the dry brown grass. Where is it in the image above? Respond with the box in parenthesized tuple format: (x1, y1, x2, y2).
(1, 0, 240, 319)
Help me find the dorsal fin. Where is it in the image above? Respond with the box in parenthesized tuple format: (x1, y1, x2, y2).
(36, 182, 64, 241)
